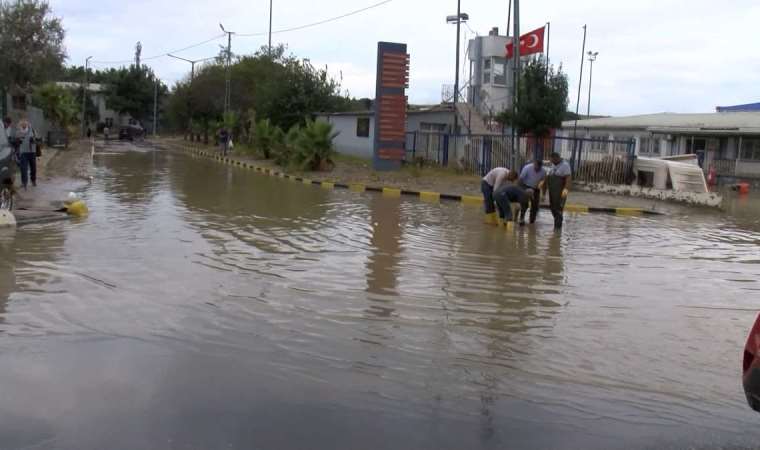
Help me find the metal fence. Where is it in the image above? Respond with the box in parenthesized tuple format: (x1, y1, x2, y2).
(405, 132, 636, 185)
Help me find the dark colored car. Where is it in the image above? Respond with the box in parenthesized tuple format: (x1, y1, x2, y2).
(119, 124, 145, 141)
(743, 314, 760, 411)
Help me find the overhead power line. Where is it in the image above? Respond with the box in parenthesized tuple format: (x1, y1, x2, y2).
(237, 0, 394, 37)
(91, 34, 225, 65)
(89, 0, 394, 66)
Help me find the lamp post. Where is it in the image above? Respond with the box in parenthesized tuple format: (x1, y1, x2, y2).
(268, 0, 273, 57)
(168, 54, 214, 139)
(81, 56, 92, 138)
(219, 23, 235, 115)
(446, 5, 469, 136)
(586, 51, 599, 118)
(168, 54, 215, 81)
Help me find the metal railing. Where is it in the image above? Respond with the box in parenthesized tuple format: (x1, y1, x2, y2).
(405, 131, 636, 185)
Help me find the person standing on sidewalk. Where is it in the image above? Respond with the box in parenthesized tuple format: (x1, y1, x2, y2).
(13, 119, 38, 190)
(481, 166, 510, 224)
(518, 158, 547, 224)
(545, 152, 572, 229)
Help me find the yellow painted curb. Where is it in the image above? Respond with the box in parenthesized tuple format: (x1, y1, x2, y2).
(382, 187, 401, 197)
(566, 204, 589, 213)
(302, 178, 313, 185)
(616, 208, 643, 216)
(321, 181, 335, 189)
(419, 191, 440, 203)
(349, 183, 366, 192)
(461, 195, 482, 206)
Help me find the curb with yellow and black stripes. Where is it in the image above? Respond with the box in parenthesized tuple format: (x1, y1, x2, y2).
(188, 149, 662, 217)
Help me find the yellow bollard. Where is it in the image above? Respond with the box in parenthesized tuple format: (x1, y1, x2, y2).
(65, 200, 89, 217)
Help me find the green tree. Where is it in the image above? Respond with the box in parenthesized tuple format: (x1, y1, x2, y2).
(497, 58, 569, 139)
(0, 0, 66, 115)
(166, 45, 354, 135)
(32, 82, 78, 136)
(103, 65, 167, 124)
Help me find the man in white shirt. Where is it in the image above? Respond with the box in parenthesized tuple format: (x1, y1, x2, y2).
(481, 166, 510, 223)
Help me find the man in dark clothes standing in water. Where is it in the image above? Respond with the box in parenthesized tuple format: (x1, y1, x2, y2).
(518, 158, 547, 224)
(494, 170, 529, 226)
(545, 152, 572, 229)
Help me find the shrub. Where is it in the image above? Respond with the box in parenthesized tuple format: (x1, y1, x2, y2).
(253, 118, 284, 159)
(291, 119, 338, 171)
(274, 125, 300, 167)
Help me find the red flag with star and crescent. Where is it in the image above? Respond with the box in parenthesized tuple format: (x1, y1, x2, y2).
(506, 26, 545, 58)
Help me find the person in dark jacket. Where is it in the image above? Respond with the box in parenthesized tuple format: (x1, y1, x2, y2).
(494, 170, 529, 226)
(545, 152, 572, 229)
(11, 119, 38, 190)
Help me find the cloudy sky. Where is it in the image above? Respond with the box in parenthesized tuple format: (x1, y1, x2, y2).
(52, 0, 759, 116)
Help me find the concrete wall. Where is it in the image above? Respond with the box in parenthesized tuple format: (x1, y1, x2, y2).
(319, 111, 457, 160)
(318, 114, 374, 159)
(407, 111, 455, 133)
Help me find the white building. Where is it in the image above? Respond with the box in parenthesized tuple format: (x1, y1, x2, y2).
(560, 112, 760, 179)
(467, 27, 513, 119)
(56, 82, 130, 130)
(317, 105, 457, 159)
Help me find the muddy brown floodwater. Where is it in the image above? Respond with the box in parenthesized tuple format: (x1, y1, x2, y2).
(1, 141, 760, 449)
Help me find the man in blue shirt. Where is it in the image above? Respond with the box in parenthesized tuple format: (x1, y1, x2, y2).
(518, 158, 547, 224)
(545, 152, 572, 229)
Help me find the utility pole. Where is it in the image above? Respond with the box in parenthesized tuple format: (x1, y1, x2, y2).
(586, 51, 599, 117)
(220, 23, 235, 115)
(545, 21, 551, 80)
(81, 56, 92, 138)
(571, 25, 588, 170)
(446, 2, 468, 136)
(268, 0, 273, 57)
(153, 78, 159, 137)
(454, 0, 462, 136)
(510, 0, 520, 168)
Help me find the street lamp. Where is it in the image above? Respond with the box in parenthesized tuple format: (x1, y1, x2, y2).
(586, 51, 599, 118)
(81, 55, 92, 138)
(168, 54, 215, 81)
(219, 23, 235, 114)
(446, 3, 469, 136)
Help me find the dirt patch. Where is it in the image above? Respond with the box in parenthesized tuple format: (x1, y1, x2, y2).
(163, 137, 483, 196)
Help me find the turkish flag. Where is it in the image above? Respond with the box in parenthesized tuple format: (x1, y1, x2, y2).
(506, 26, 545, 59)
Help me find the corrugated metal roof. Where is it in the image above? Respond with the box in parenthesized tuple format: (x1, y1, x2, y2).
(561, 112, 760, 134)
(716, 102, 760, 112)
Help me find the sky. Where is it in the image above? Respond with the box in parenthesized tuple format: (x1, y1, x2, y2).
(51, 0, 760, 117)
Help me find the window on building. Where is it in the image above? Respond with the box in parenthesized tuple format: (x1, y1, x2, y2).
(11, 95, 26, 110)
(589, 136, 608, 152)
(483, 58, 491, 84)
(356, 117, 370, 138)
(492, 57, 507, 86)
(420, 122, 447, 133)
(741, 139, 760, 161)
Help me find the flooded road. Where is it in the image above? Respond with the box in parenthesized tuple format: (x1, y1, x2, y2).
(1, 141, 760, 449)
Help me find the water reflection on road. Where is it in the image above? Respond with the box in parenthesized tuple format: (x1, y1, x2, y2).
(0, 142, 759, 449)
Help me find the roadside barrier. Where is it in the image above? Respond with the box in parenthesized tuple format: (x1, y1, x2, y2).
(189, 149, 661, 217)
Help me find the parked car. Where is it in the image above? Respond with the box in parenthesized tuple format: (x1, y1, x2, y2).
(743, 314, 760, 411)
(119, 124, 145, 141)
